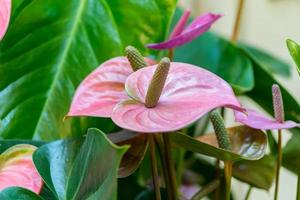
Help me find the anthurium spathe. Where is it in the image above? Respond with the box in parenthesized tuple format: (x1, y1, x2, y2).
(0, 0, 11, 40)
(67, 53, 155, 118)
(111, 58, 244, 133)
(0, 144, 43, 194)
(146, 11, 222, 49)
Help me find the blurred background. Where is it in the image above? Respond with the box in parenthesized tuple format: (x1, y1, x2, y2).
(180, 0, 300, 199)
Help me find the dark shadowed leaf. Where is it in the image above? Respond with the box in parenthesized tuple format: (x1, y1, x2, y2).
(233, 155, 276, 190)
(239, 44, 291, 77)
(0, 187, 43, 200)
(33, 128, 128, 200)
(287, 39, 300, 75)
(0, 0, 177, 140)
(170, 126, 267, 161)
(282, 135, 300, 174)
(108, 130, 148, 178)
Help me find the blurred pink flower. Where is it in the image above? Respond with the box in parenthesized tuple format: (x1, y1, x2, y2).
(0, 0, 11, 40)
(146, 11, 222, 50)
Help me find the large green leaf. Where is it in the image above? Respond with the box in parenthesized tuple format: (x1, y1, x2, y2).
(0, 187, 43, 200)
(282, 134, 300, 174)
(0, 0, 177, 140)
(287, 39, 300, 75)
(239, 44, 291, 77)
(233, 155, 276, 190)
(33, 128, 128, 200)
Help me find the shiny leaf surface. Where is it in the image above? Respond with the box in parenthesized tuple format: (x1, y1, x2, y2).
(0, 144, 43, 193)
(287, 39, 300, 75)
(0, 0, 177, 140)
(170, 126, 267, 161)
(33, 128, 128, 200)
(0, 187, 42, 200)
(112, 62, 243, 133)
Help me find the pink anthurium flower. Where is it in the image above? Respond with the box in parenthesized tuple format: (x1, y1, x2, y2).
(111, 60, 244, 133)
(235, 84, 300, 130)
(67, 56, 155, 118)
(0, 144, 43, 194)
(0, 0, 11, 40)
(146, 11, 222, 50)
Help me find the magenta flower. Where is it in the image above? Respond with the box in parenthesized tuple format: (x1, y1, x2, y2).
(0, 0, 11, 40)
(146, 11, 222, 50)
(235, 85, 300, 130)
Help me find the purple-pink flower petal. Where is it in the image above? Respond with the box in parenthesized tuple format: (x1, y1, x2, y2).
(235, 109, 300, 130)
(112, 63, 244, 133)
(169, 10, 191, 39)
(67, 57, 155, 118)
(0, 0, 11, 40)
(146, 13, 222, 50)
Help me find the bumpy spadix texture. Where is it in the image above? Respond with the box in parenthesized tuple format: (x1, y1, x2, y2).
(125, 46, 147, 71)
(0, 145, 43, 193)
(112, 62, 243, 133)
(210, 111, 232, 150)
(0, 0, 11, 40)
(147, 12, 222, 49)
(67, 57, 155, 118)
(272, 84, 284, 122)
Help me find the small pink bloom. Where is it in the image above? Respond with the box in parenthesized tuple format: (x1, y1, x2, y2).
(0, 0, 11, 40)
(0, 145, 43, 194)
(67, 57, 155, 118)
(146, 12, 222, 50)
(111, 63, 243, 133)
(234, 109, 300, 130)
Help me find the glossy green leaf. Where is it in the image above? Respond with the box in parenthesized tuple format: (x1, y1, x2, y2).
(108, 131, 148, 178)
(233, 155, 276, 190)
(282, 134, 300, 174)
(0, 0, 177, 140)
(170, 126, 267, 161)
(0, 187, 43, 200)
(239, 44, 291, 77)
(33, 128, 128, 200)
(287, 39, 300, 75)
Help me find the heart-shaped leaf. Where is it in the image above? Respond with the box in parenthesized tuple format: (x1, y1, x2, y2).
(33, 128, 128, 200)
(0, 144, 43, 193)
(287, 39, 300, 75)
(170, 126, 267, 161)
(233, 155, 276, 190)
(0, 187, 42, 200)
(0, 0, 11, 40)
(0, 0, 177, 140)
(108, 130, 148, 178)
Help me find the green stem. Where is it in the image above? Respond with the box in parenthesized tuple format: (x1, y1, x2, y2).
(274, 129, 282, 200)
(163, 134, 178, 200)
(224, 161, 233, 200)
(176, 148, 185, 184)
(213, 160, 221, 200)
(231, 0, 245, 43)
(149, 135, 161, 200)
(191, 179, 221, 200)
(154, 135, 173, 200)
(297, 175, 300, 200)
(244, 186, 252, 200)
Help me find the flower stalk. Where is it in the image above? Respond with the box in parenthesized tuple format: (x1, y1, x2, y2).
(149, 134, 161, 200)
